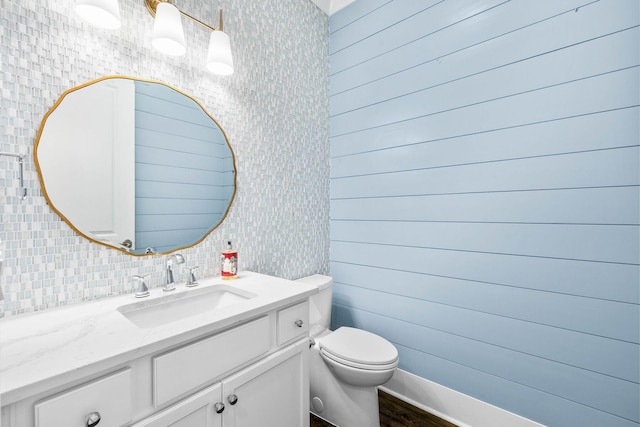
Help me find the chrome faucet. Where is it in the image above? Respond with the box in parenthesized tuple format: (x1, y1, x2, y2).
(165, 253, 185, 291)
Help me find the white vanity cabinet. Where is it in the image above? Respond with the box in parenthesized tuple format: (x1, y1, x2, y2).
(137, 301, 309, 427)
(0, 296, 311, 427)
(0, 273, 316, 427)
(132, 339, 308, 427)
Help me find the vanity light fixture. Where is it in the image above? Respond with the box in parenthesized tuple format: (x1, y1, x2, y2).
(74, 0, 121, 30)
(150, 1, 186, 56)
(205, 13, 234, 75)
(74, 0, 234, 75)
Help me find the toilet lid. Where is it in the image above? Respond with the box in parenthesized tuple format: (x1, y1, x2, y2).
(320, 327, 398, 367)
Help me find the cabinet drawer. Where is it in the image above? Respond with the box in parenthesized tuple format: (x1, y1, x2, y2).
(153, 316, 270, 407)
(34, 368, 132, 427)
(277, 300, 309, 346)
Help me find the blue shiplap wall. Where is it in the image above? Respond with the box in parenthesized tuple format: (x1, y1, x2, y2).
(328, 1, 640, 426)
(134, 81, 235, 253)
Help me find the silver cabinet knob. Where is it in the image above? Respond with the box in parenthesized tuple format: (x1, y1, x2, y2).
(214, 402, 225, 414)
(86, 412, 101, 427)
(228, 394, 238, 405)
(294, 319, 304, 328)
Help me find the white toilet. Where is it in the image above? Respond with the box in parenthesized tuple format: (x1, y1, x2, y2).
(295, 274, 398, 427)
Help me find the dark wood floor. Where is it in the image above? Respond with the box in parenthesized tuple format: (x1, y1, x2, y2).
(310, 390, 457, 427)
(310, 413, 335, 427)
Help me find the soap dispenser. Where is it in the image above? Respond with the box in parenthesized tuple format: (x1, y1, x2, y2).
(221, 240, 238, 280)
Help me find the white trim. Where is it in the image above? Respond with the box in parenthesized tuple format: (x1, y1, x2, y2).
(379, 369, 546, 427)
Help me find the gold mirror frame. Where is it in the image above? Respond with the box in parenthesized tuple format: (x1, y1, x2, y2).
(34, 75, 237, 256)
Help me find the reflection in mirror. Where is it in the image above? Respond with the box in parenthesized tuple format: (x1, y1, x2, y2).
(34, 76, 236, 255)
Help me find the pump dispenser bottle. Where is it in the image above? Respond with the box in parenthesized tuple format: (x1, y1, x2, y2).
(221, 240, 238, 280)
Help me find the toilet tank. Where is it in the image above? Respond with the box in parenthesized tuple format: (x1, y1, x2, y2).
(294, 274, 333, 332)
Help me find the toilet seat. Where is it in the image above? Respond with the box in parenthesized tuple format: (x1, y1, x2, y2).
(319, 327, 398, 370)
(320, 349, 399, 371)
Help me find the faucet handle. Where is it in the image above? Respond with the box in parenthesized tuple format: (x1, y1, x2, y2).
(164, 253, 185, 291)
(133, 274, 150, 298)
(186, 266, 199, 287)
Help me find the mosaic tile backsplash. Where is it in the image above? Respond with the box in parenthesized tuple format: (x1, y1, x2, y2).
(0, 0, 330, 317)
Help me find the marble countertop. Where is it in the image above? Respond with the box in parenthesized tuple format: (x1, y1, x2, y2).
(0, 271, 317, 405)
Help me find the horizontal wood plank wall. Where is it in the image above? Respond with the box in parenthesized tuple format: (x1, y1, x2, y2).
(328, 1, 640, 426)
(134, 81, 234, 253)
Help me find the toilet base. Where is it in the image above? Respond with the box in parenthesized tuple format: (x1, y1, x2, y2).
(309, 342, 381, 427)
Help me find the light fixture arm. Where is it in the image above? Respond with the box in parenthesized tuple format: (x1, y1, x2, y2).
(144, 0, 223, 32)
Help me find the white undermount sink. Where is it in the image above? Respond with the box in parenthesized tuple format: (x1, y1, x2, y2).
(117, 285, 256, 328)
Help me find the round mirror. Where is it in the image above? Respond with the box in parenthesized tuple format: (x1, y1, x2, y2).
(34, 76, 236, 255)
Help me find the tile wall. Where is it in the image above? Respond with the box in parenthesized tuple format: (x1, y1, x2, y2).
(0, 0, 330, 317)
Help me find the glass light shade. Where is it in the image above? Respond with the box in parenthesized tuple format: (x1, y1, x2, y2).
(206, 30, 234, 75)
(75, 0, 121, 30)
(151, 2, 186, 57)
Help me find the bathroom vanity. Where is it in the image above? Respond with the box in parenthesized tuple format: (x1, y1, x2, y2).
(0, 272, 316, 427)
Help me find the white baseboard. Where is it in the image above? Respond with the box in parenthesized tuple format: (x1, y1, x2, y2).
(379, 369, 545, 427)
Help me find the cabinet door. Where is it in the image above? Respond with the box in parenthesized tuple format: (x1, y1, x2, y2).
(130, 383, 224, 427)
(221, 340, 309, 427)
